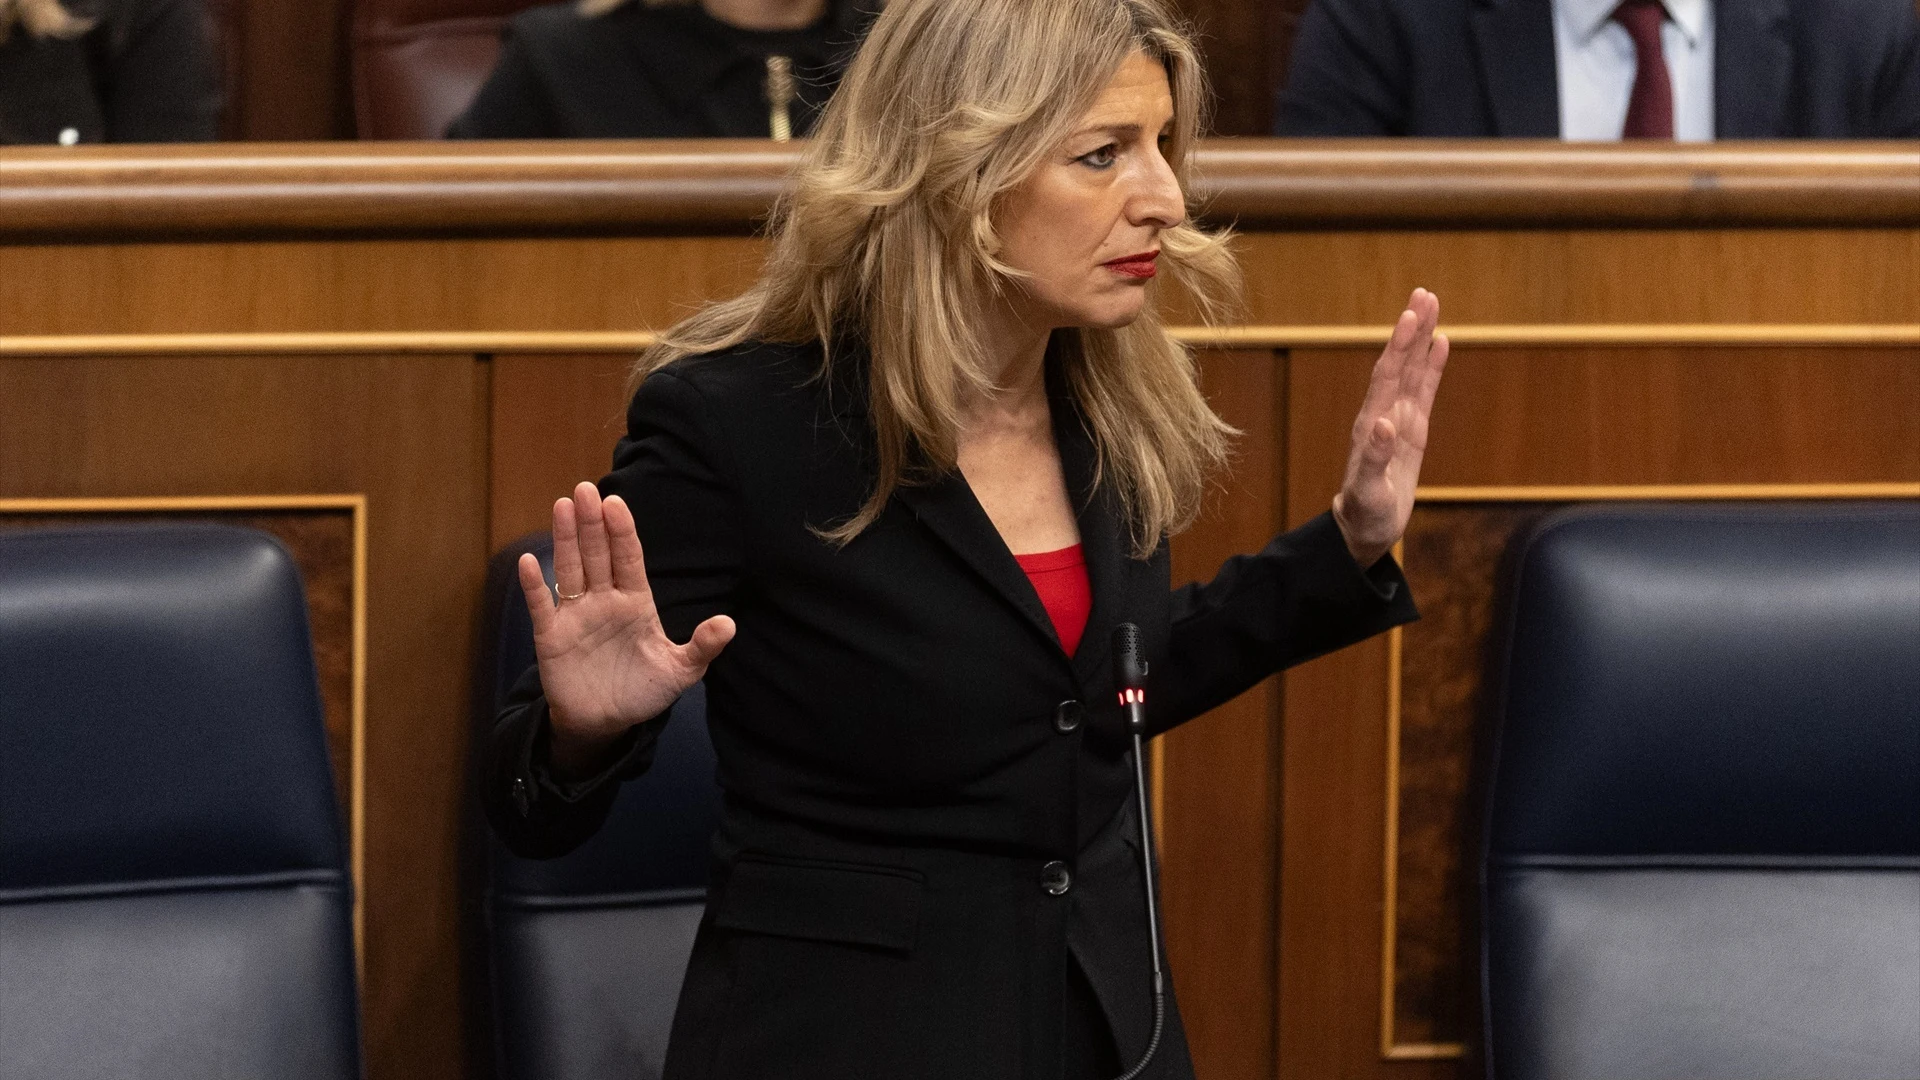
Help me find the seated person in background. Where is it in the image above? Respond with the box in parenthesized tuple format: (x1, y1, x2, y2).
(1273, 0, 1920, 138)
(0, 0, 219, 144)
(448, 0, 876, 139)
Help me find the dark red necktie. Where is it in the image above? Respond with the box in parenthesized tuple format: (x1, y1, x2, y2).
(1612, 0, 1674, 138)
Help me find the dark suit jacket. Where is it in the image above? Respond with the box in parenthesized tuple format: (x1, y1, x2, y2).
(1275, 0, 1920, 137)
(484, 340, 1417, 1080)
(0, 0, 219, 144)
(446, 0, 872, 139)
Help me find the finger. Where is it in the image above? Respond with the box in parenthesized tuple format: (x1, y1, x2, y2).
(572, 481, 614, 591)
(1380, 290, 1435, 372)
(1360, 307, 1420, 417)
(679, 614, 737, 673)
(1360, 415, 1397, 476)
(603, 495, 653, 595)
(517, 552, 556, 638)
(551, 496, 585, 598)
(1411, 287, 1438, 332)
(1414, 332, 1451, 413)
(1396, 291, 1441, 398)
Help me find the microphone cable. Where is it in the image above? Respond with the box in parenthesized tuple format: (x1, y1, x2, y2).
(1111, 622, 1165, 1080)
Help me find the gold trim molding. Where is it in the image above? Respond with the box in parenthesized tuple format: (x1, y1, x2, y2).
(3, 323, 1919, 357)
(0, 331, 661, 357)
(0, 494, 369, 971)
(1379, 481, 1920, 1061)
(1186, 324, 1920, 349)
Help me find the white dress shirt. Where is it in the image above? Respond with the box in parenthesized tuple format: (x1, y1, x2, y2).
(1553, 0, 1715, 140)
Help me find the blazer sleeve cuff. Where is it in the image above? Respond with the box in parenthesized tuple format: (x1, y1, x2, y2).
(1302, 510, 1416, 614)
(512, 699, 662, 813)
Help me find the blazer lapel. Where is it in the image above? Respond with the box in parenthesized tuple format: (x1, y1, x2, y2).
(1714, 0, 1792, 137)
(821, 343, 1060, 650)
(1469, 0, 1561, 136)
(892, 476, 1066, 656)
(1067, 470, 1129, 692)
(877, 347, 1142, 680)
(1051, 393, 1134, 690)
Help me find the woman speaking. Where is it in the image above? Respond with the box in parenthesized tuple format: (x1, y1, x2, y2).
(484, 0, 1449, 1076)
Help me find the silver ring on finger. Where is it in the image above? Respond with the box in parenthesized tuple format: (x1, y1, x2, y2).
(555, 585, 585, 603)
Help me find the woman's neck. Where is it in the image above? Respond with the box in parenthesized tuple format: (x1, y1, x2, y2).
(965, 304, 1054, 430)
(699, 0, 829, 31)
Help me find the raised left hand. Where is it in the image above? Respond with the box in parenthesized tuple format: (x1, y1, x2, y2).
(1332, 287, 1450, 569)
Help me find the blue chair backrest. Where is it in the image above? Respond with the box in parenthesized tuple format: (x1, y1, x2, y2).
(0, 524, 363, 1080)
(1481, 503, 1920, 1080)
(478, 533, 721, 1080)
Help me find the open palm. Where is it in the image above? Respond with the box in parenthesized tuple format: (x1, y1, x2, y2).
(1332, 288, 1450, 568)
(518, 482, 734, 770)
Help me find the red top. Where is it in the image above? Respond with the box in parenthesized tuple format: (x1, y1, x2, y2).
(1014, 544, 1092, 657)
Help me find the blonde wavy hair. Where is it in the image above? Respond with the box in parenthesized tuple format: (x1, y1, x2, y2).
(635, 0, 1240, 557)
(0, 0, 91, 42)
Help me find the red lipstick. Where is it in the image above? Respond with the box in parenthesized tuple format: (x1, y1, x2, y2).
(1103, 250, 1159, 279)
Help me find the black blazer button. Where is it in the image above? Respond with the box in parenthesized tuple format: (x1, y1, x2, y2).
(1053, 699, 1085, 734)
(1040, 860, 1072, 895)
(511, 776, 531, 818)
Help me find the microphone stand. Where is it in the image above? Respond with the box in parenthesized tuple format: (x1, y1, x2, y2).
(1111, 623, 1165, 1080)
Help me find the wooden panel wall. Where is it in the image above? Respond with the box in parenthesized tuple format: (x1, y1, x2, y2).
(0, 237, 767, 337)
(5, 228, 1917, 338)
(1160, 349, 1290, 1080)
(2, 144, 1916, 1080)
(490, 353, 637, 548)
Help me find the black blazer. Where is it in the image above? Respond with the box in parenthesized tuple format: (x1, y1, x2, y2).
(1274, 0, 1920, 137)
(446, 0, 872, 140)
(484, 341, 1417, 1080)
(0, 0, 219, 144)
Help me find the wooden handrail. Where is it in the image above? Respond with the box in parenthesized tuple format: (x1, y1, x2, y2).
(1, 140, 1915, 239)
(1192, 141, 1920, 226)
(3, 324, 1917, 356)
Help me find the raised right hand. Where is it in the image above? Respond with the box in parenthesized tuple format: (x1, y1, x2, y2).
(517, 481, 735, 777)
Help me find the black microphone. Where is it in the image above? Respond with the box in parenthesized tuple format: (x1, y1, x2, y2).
(1109, 623, 1164, 1080)
(1112, 622, 1149, 736)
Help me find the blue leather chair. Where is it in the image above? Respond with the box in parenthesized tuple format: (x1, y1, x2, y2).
(476, 533, 721, 1080)
(1481, 504, 1920, 1080)
(0, 524, 362, 1080)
